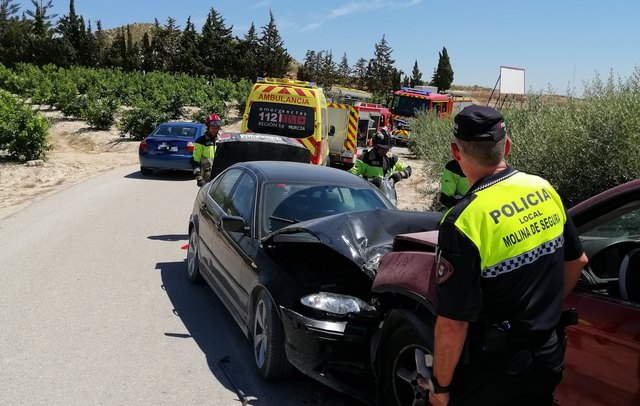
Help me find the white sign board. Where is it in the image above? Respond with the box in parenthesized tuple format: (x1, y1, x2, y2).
(499, 66, 525, 95)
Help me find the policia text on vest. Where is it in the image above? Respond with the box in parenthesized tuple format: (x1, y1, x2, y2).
(486, 187, 563, 248)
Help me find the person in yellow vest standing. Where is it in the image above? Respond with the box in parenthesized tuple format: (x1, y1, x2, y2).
(423, 105, 588, 405)
(439, 159, 470, 210)
(192, 113, 221, 187)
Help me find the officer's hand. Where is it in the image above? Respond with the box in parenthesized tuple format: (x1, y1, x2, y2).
(369, 176, 382, 187)
(429, 391, 450, 406)
(391, 172, 403, 183)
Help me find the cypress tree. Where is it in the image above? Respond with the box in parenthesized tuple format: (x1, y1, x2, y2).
(257, 11, 291, 78)
(199, 8, 234, 78)
(432, 46, 454, 91)
(409, 60, 423, 87)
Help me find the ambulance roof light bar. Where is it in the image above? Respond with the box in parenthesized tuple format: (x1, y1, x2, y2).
(257, 77, 317, 88)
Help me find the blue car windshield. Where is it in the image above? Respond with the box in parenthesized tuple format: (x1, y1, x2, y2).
(153, 125, 197, 137)
(262, 182, 388, 235)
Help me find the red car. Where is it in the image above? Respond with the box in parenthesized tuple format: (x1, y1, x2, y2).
(556, 179, 640, 405)
(371, 180, 640, 405)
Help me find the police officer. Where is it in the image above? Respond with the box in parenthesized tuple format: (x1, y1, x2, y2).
(349, 132, 412, 186)
(425, 105, 588, 406)
(191, 113, 221, 187)
(439, 159, 470, 210)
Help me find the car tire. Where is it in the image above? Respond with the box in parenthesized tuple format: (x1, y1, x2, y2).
(140, 166, 153, 176)
(186, 227, 203, 284)
(380, 322, 433, 406)
(252, 290, 294, 380)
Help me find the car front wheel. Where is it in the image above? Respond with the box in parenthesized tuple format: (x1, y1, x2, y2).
(253, 290, 294, 380)
(140, 166, 153, 176)
(380, 322, 433, 406)
(186, 227, 203, 283)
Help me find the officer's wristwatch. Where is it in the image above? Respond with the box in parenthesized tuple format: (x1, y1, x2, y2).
(428, 376, 450, 394)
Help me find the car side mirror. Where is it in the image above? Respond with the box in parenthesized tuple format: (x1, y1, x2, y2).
(329, 125, 335, 136)
(221, 215, 248, 234)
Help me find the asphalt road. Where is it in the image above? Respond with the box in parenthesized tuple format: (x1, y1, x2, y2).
(0, 165, 356, 406)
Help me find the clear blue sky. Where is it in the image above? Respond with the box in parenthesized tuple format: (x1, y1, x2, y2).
(14, 0, 640, 95)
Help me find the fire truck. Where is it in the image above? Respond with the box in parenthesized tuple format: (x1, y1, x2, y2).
(389, 87, 473, 145)
(327, 99, 392, 169)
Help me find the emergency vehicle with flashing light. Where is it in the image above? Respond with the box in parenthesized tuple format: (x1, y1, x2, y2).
(241, 77, 329, 166)
(327, 101, 392, 169)
(389, 87, 473, 145)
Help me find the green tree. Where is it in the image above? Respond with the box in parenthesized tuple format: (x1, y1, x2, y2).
(0, 0, 29, 66)
(368, 35, 395, 94)
(105, 27, 126, 68)
(432, 46, 454, 91)
(55, 0, 84, 66)
(391, 68, 403, 92)
(140, 31, 154, 72)
(336, 53, 351, 86)
(257, 11, 291, 77)
(24, 0, 58, 65)
(124, 24, 141, 71)
(176, 16, 201, 75)
(92, 20, 108, 67)
(237, 22, 259, 80)
(320, 50, 336, 87)
(352, 57, 368, 90)
(409, 60, 423, 87)
(199, 7, 234, 78)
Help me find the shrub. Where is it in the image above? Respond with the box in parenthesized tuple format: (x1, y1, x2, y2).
(410, 68, 640, 208)
(118, 102, 170, 140)
(0, 90, 49, 161)
(85, 94, 119, 130)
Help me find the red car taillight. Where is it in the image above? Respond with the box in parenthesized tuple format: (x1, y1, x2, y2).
(186, 141, 194, 152)
(139, 139, 148, 151)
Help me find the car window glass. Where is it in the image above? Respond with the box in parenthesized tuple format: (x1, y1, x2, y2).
(262, 183, 388, 235)
(577, 200, 640, 303)
(153, 124, 197, 137)
(227, 173, 256, 227)
(209, 169, 243, 208)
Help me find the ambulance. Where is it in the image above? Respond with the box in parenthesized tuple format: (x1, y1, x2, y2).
(241, 77, 329, 166)
(326, 101, 392, 169)
(327, 102, 359, 169)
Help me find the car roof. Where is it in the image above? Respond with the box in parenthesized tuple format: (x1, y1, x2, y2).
(235, 161, 372, 187)
(160, 121, 205, 127)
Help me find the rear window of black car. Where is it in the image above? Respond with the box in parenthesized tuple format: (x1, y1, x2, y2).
(246, 102, 315, 139)
(153, 124, 198, 137)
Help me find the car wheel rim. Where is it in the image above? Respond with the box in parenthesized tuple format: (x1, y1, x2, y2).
(187, 231, 197, 277)
(392, 345, 431, 406)
(253, 299, 268, 369)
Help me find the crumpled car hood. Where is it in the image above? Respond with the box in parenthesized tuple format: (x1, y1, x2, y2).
(263, 209, 443, 279)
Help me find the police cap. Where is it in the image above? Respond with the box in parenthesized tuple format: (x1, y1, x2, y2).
(453, 105, 506, 141)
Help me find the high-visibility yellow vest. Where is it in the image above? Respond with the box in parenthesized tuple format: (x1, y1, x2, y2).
(448, 171, 566, 277)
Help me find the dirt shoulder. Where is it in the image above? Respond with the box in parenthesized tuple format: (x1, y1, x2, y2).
(0, 113, 432, 220)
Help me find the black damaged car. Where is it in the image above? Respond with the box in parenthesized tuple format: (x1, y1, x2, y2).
(186, 160, 442, 402)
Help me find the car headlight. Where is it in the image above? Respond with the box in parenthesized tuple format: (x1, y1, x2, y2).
(300, 292, 375, 316)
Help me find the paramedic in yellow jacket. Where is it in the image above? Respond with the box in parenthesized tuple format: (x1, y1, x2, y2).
(349, 133, 411, 187)
(191, 113, 221, 187)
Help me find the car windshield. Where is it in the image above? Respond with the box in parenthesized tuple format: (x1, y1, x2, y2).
(392, 95, 430, 117)
(262, 182, 389, 235)
(153, 124, 197, 137)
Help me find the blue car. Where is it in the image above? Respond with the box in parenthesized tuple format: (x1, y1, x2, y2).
(138, 121, 207, 175)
